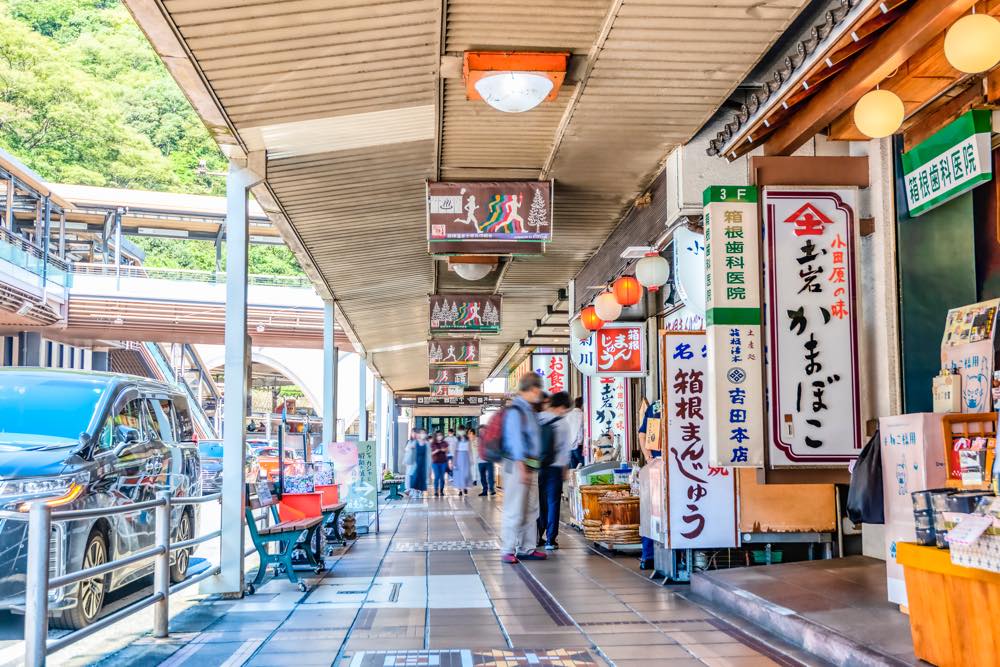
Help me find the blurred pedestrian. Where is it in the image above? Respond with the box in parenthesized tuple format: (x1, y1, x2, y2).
(500, 372, 548, 564)
(568, 397, 586, 469)
(451, 426, 473, 495)
(445, 428, 458, 480)
(405, 429, 428, 498)
(430, 431, 450, 497)
(475, 425, 496, 496)
(537, 391, 573, 550)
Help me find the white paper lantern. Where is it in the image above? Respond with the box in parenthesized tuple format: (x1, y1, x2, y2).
(945, 14, 1000, 74)
(570, 317, 590, 340)
(853, 89, 904, 139)
(594, 291, 623, 322)
(635, 253, 670, 292)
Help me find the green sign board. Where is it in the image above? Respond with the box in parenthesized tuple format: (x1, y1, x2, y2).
(902, 109, 994, 217)
(345, 440, 378, 513)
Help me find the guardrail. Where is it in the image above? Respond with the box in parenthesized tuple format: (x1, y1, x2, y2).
(0, 227, 72, 288)
(69, 262, 312, 288)
(23, 492, 223, 667)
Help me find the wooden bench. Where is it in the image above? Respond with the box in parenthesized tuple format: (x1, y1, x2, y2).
(245, 483, 323, 594)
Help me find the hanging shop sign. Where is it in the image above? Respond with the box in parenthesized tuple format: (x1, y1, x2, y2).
(508, 356, 533, 390)
(586, 375, 630, 458)
(570, 329, 597, 375)
(429, 366, 469, 387)
(763, 188, 861, 466)
(430, 385, 464, 398)
(532, 353, 568, 393)
(397, 393, 504, 408)
(427, 181, 553, 244)
(940, 299, 1000, 413)
(429, 338, 480, 366)
(429, 294, 501, 334)
(661, 331, 737, 548)
(673, 226, 707, 318)
(595, 323, 646, 376)
(901, 109, 993, 217)
(704, 186, 765, 467)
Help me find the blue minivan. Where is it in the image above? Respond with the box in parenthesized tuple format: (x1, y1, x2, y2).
(0, 369, 201, 629)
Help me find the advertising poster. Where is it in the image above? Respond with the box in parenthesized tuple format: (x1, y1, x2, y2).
(429, 339, 480, 366)
(345, 440, 379, 513)
(763, 187, 862, 465)
(429, 367, 469, 386)
(427, 181, 553, 242)
(587, 375, 630, 458)
(940, 299, 999, 413)
(704, 185, 765, 467)
(429, 294, 501, 334)
(662, 331, 737, 548)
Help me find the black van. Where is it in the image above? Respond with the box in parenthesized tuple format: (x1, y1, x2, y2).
(0, 369, 201, 629)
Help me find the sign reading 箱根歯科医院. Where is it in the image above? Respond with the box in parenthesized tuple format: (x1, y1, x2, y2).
(902, 109, 993, 217)
(704, 185, 765, 468)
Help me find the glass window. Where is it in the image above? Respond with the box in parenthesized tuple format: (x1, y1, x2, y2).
(95, 397, 144, 450)
(151, 399, 176, 443)
(143, 401, 162, 441)
(173, 398, 195, 442)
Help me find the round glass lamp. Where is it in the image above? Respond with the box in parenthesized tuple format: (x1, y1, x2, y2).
(945, 14, 1000, 74)
(474, 72, 554, 113)
(853, 89, 904, 139)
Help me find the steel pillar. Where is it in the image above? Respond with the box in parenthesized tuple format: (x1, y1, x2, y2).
(322, 300, 339, 444)
(358, 362, 368, 441)
(374, 378, 383, 461)
(204, 160, 254, 595)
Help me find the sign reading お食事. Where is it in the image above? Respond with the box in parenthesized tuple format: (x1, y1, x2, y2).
(429, 339, 480, 366)
(427, 181, 552, 243)
(763, 188, 861, 466)
(902, 109, 993, 217)
(704, 186, 765, 468)
(532, 353, 568, 393)
(429, 294, 501, 334)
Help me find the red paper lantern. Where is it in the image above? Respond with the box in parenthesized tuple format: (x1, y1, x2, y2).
(612, 275, 642, 306)
(580, 306, 604, 331)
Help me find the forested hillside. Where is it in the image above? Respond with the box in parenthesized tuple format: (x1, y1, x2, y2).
(0, 0, 302, 275)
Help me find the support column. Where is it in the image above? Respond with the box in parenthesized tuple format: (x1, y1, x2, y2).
(391, 399, 400, 474)
(322, 300, 339, 444)
(358, 362, 368, 441)
(4, 174, 12, 232)
(205, 160, 255, 595)
(58, 211, 66, 259)
(374, 378, 383, 463)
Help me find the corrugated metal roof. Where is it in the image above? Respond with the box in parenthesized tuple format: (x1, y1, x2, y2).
(128, 0, 810, 391)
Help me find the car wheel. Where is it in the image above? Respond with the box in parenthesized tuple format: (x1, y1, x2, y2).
(170, 511, 193, 583)
(51, 530, 107, 630)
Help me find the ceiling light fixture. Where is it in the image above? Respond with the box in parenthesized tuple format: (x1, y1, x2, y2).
(464, 51, 568, 114)
(453, 262, 496, 281)
(853, 89, 904, 139)
(945, 12, 1000, 74)
(15, 301, 32, 317)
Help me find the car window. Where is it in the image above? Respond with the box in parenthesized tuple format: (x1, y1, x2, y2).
(173, 400, 195, 442)
(143, 401, 162, 441)
(151, 399, 176, 443)
(96, 398, 144, 450)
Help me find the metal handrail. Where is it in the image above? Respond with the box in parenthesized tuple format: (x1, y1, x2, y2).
(24, 491, 225, 666)
(0, 227, 70, 273)
(68, 262, 312, 288)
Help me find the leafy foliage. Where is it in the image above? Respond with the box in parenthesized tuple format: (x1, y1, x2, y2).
(0, 1, 303, 275)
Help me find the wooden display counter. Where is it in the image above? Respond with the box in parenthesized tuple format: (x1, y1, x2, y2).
(896, 542, 1000, 666)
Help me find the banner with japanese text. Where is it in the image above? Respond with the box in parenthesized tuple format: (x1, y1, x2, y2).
(586, 375, 630, 458)
(763, 188, 861, 466)
(662, 332, 738, 548)
(704, 186, 765, 467)
(429, 339, 480, 366)
(532, 353, 568, 393)
(570, 323, 646, 377)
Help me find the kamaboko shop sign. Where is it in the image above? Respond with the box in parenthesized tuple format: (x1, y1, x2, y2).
(902, 109, 993, 217)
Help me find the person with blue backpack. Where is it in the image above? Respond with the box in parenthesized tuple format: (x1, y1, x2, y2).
(498, 372, 548, 564)
(537, 391, 573, 550)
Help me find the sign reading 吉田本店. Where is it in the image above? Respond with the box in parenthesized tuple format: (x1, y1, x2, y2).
(763, 188, 861, 466)
(902, 109, 993, 217)
(662, 331, 737, 548)
(429, 294, 501, 334)
(704, 186, 765, 467)
(532, 353, 568, 393)
(595, 323, 646, 376)
(429, 367, 469, 387)
(429, 339, 480, 366)
(427, 181, 552, 242)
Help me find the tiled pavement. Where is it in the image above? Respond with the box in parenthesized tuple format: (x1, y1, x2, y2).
(93, 493, 820, 667)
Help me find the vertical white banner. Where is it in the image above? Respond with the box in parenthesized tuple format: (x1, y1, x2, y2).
(588, 375, 630, 457)
(663, 332, 738, 548)
(763, 188, 861, 465)
(704, 186, 765, 467)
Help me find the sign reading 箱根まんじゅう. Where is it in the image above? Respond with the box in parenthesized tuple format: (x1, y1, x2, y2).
(902, 109, 993, 217)
(429, 294, 501, 334)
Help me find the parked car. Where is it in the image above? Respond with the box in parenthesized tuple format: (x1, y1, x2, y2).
(0, 369, 201, 629)
(197, 439, 259, 494)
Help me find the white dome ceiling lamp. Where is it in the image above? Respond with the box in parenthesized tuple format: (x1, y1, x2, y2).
(944, 11, 1000, 74)
(448, 256, 497, 281)
(464, 51, 569, 114)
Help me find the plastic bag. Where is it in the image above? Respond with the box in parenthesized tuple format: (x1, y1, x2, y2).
(847, 429, 884, 524)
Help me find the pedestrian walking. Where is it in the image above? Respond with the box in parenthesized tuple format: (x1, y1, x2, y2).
(567, 397, 586, 469)
(474, 426, 496, 496)
(537, 391, 573, 550)
(444, 428, 458, 480)
(406, 429, 428, 498)
(430, 431, 450, 497)
(451, 426, 473, 495)
(499, 372, 548, 564)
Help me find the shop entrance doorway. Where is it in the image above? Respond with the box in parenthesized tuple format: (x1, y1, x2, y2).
(414, 415, 479, 434)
